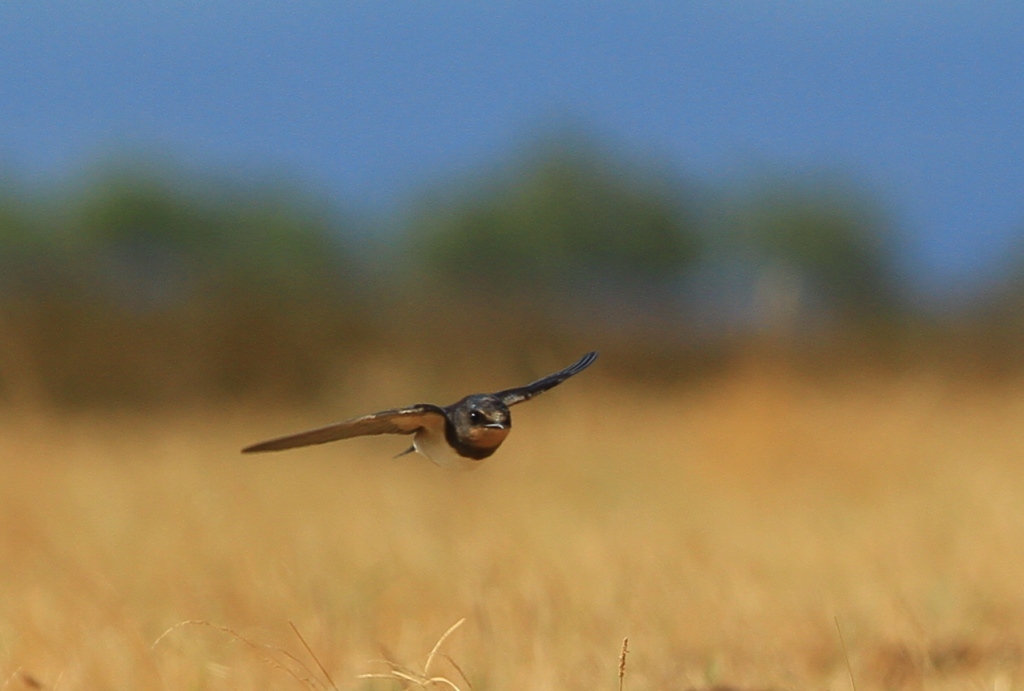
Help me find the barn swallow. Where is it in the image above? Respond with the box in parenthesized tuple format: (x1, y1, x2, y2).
(242, 351, 598, 470)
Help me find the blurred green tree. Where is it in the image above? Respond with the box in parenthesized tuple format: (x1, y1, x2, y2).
(728, 180, 899, 324)
(412, 139, 702, 295)
(0, 178, 60, 287)
(0, 160, 370, 406)
(68, 163, 349, 303)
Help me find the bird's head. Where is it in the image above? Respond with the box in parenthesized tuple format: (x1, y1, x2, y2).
(450, 394, 511, 449)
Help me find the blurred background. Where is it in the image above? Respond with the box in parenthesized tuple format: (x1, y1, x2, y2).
(5, 4, 1024, 689)
(0, 1, 1022, 408)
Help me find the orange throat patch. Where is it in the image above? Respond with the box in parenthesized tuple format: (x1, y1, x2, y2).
(464, 426, 510, 450)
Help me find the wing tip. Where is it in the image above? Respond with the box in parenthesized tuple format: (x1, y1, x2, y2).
(573, 350, 599, 372)
(242, 437, 301, 453)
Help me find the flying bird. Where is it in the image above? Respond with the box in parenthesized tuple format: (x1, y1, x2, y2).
(242, 351, 598, 470)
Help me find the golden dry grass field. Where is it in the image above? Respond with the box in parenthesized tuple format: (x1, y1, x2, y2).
(3, 362, 1024, 690)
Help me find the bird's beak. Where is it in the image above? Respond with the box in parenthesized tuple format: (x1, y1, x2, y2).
(485, 422, 507, 429)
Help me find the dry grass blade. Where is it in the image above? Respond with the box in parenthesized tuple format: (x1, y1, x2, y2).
(390, 670, 426, 684)
(357, 618, 468, 691)
(366, 659, 410, 672)
(441, 653, 473, 691)
(289, 621, 340, 691)
(366, 670, 462, 691)
(151, 619, 325, 690)
(835, 616, 857, 691)
(618, 637, 629, 691)
(423, 618, 465, 677)
(364, 656, 422, 681)
(1, 667, 23, 691)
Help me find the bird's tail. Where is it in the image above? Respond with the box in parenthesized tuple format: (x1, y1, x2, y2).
(394, 445, 416, 459)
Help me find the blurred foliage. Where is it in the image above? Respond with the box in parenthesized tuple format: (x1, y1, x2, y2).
(0, 137, 1021, 408)
(0, 160, 369, 407)
(412, 140, 701, 293)
(728, 180, 899, 319)
(68, 163, 350, 299)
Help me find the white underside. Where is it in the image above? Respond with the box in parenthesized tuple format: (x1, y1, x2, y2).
(412, 427, 484, 471)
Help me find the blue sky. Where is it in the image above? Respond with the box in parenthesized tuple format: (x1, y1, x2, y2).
(1, 2, 1022, 298)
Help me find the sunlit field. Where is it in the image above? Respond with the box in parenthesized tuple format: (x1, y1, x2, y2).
(4, 362, 1024, 690)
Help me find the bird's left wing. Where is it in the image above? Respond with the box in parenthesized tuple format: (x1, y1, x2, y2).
(494, 351, 598, 407)
(241, 403, 447, 453)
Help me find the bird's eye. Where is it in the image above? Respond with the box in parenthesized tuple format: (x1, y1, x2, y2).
(469, 411, 484, 424)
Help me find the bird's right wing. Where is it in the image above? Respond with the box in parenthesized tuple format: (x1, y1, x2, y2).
(495, 351, 598, 407)
(241, 403, 447, 453)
